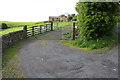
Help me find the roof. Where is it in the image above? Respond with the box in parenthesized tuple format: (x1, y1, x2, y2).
(49, 16, 61, 18)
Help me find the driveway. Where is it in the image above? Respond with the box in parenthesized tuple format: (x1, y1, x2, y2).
(18, 26, 118, 78)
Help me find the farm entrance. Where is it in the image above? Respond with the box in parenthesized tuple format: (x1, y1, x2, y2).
(23, 22, 79, 40)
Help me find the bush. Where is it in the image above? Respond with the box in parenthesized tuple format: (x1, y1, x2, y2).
(75, 2, 119, 41)
(73, 33, 118, 49)
(1, 23, 8, 29)
(72, 2, 120, 49)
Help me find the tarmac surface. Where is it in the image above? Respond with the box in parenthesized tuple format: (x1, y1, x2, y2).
(19, 26, 118, 78)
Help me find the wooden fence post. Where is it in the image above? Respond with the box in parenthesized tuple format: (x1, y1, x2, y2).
(40, 25, 42, 34)
(23, 25, 27, 38)
(73, 22, 76, 40)
(46, 24, 47, 32)
(51, 22, 53, 31)
(32, 26, 34, 36)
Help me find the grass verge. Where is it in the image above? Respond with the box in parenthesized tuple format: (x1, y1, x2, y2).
(2, 41, 26, 78)
(63, 32, 118, 50)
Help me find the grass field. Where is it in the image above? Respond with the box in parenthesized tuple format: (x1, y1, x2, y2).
(0, 21, 72, 36)
(0, 22, 44, 27)
(0, 27, 23, 36)
(53, 22, 72, 27)
(0, 22, 44, 36)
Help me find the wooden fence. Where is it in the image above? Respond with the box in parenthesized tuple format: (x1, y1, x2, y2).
(23, 22, 53, 37)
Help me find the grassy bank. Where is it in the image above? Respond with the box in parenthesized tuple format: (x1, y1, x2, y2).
(63, 30, 118, 49)
(0, 27, 23, 35)
(3, 41, 26, 78)
(67, 37, 117, 50)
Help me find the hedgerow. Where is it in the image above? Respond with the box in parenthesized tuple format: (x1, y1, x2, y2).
(73, 2, 119, 49)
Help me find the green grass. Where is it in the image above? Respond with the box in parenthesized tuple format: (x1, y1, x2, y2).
(0, 22, 72, 36)
(0, 21, 50, 36)
(62, 21, 118, 49)
(117, 22, 120, 25)
(0, 27, 23, 36)
(63, 31, 118, 49)
(53, 22, 72, 30)
(63, 29, 73, 39)
(70, 36, 117, 49)
(0, 22, 39, 27)
(53, 22, 72, 27)
(3, 41, 26, 78)
(3, 42, 24, 66)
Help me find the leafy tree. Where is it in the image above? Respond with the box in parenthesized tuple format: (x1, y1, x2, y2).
(71, 14, 76, 17)
(59, 14, 66, 17)
(75, 2, 119, 41)
(67, 14, 73, 21)
(1, 23, 8, 29)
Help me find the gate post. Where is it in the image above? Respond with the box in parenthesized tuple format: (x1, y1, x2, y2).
(32, 26, 35, 36)
(40, 25, 42, 34)
(46, 24, 48, 32)
(73, 22, 76, 40)
(50, 22, 53, 31)
(23, 25, 27, 38)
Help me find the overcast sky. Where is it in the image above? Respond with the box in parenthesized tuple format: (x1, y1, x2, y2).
(0, 0, 78, 22)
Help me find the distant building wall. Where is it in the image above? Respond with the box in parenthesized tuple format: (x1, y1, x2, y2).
(60, 17, 68, 22)
(49, 16, 68, 22)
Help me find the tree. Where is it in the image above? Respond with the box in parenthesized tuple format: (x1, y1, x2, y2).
(59, 14, 66, 17)
(67, 14, 73, 21)
(71, 14, 77, 21)
(71, 14, 76, 17)
(1, 23, 8, 29)
(75, 2, 119, 41)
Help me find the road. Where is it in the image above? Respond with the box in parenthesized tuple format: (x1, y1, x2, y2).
(18, 26, 118, 78)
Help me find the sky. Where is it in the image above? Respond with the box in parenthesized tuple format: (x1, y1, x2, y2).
(0, 0, 79, 22)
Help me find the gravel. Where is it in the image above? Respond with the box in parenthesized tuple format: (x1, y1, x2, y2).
(18, 26, 118, 78)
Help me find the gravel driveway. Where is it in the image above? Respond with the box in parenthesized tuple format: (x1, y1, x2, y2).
(18, 26, 118, 78)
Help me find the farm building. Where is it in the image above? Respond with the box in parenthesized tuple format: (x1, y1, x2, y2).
(49, 16, 68, 22)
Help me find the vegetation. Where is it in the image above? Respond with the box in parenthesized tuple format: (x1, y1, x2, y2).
(0, 27, 23, 36)
(0, 22, 37, 28)
(0, 22, 45, 36)
(64, 2, 119, 49)
(67, 14, 77, 21)
(75, 2, 119, 40)
(63, 29, 73, 39)
(1, 23, 8, 29)
(59, 13, 77, 21)
(53, 22, 72, 27)
(3, 41, 26, 78)
(0, 22, 72, 36)
(59, 14, 66, 17)
(67, 34, 117, 49)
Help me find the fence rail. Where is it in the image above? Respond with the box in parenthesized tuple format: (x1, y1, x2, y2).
(23, 22, 53, 37)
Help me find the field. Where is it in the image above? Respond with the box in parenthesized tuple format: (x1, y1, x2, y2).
(0, 27, 23, 36)
(0, 21, 72, 36)
(53, 22, 72, 27)
(0, 22, 44, 27)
